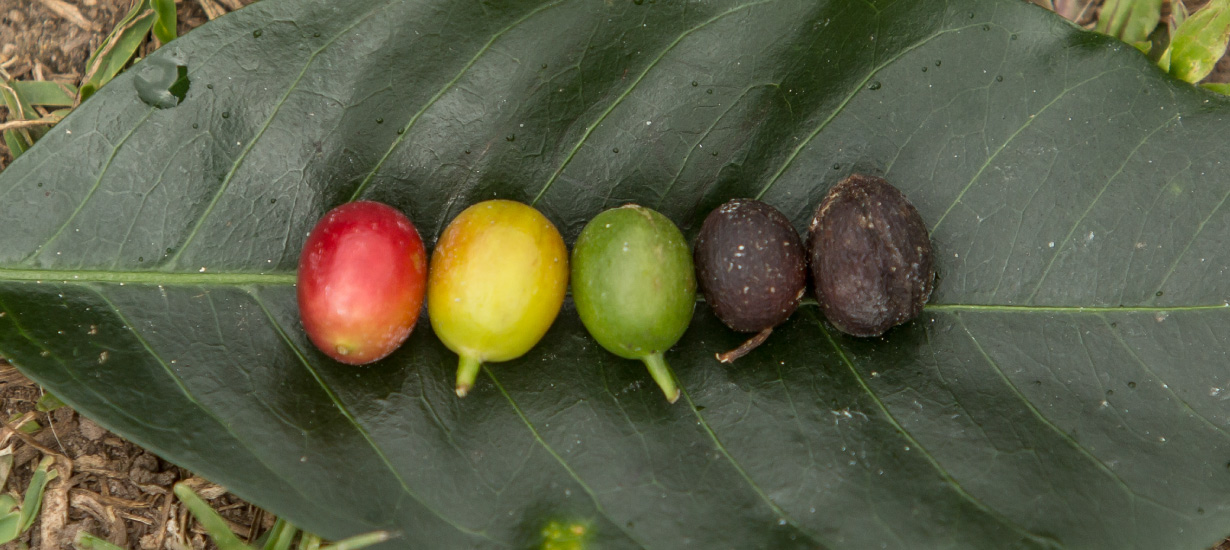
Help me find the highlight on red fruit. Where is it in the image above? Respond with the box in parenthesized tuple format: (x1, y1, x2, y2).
(297, 201, 427, 365)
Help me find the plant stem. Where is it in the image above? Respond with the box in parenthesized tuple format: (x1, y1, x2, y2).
(716, 327, 773, 364)
(455, 355, 483, 397)
(640, 352, 679, 404)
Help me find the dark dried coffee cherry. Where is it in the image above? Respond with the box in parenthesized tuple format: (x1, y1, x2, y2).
(808, 174, 934, 337)
(694, 199, 806, 362)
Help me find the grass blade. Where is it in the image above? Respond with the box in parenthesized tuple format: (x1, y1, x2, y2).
(173, 482, 250, 550)
(151, 0, 177, 45)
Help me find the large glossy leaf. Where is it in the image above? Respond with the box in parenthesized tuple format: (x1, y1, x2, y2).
(1, 0, 1229, 547)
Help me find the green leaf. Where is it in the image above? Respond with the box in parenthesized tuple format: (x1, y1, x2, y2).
(73, 531, 127, 550)
(34, 391, 64, 412)
(1168, 0, 1230, 82)
(317, 532, 393, 550)
(1095, 0, 1163, 44)
(262, 519, 296, 550)
(1, 0, 1229, 548)
(0, 494, 20, 543)
(174, 483, 252, 550)
(1203, 82, 1230, 95)
(80, 1, 156, 103)
(18, 457, 57, 534)
(151, 0, 177, 46)
(5, 414, 37, 435)
(9, 82, 77, 108)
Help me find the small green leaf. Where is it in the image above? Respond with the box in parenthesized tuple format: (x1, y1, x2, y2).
(72, 531, 127, 550)
(0, 83, 39, 156)
(0, 498, 21, 544)
(5, 414, 38, 435)
(296, 534, 321, 550)
(1201, 82, 1230, 95)
(1168, 0, 1230, 82)
(1, 131, 25, 160)
(9, 82, 77, 108)
(17, 457, 57, 534)
(151, 0, 177, 45)
(541, 520, 591, 550)
(1096, 0, 1163, 44)
(80, 1, 157, 103)
(261, 518, 296, 550)
(34, 391, 64, 412)
(317, 531, 393, 550)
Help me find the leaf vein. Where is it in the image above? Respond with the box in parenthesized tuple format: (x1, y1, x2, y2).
(811, 311, 1058, 547)
(483, 367, 650, 550)
(530, 0, 778, 206)
(1097, 314, 1230, 440)
(247, 291, 505, 545)
(753, 21, 989, 201)
(167, 3, 393, 267)
(24, 110, 155, 264)
(349, 0, 573, 202)
(1026, 112, 1181, 303)
(931, 68, 1133, 233)
(676, 381, 833, 548)
(84, 287, 349, 524)
(954, 316, 1181, 515)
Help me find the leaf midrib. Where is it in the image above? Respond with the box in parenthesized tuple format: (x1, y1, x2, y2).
(1, 268, 1226, 316)
(0, 267, 295, 286)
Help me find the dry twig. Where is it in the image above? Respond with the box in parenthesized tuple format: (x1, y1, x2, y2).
(0, 118, 62, 133)
(195, 0, 227, 20)
(37, 0, 98, 32)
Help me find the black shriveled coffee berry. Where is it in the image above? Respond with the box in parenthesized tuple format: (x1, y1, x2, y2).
(694, 199, 806, 362)
(808, 174, 934, 337)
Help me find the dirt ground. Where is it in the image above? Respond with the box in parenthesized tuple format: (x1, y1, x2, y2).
(0, 2, 263, 548)
(0, 0, 1227, 549)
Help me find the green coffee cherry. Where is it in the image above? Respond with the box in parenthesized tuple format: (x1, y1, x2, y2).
(571, 205, 696, 403)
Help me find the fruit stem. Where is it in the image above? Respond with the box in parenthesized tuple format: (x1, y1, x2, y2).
(715, 327, 773, 364)
(455, 355, 483, 398)
(641, 352, 680, 404)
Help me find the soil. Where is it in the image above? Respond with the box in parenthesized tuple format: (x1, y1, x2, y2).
(1, 361, 270, 550)
(0, 2, 262, 547)
(0, 0, 1227, 549)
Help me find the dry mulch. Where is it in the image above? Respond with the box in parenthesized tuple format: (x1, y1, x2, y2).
(0, 3, 264, 548)
(1, 361, 269, 550)
(0, 0, 1228, 549)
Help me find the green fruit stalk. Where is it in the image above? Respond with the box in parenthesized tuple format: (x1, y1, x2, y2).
(571, 205, 696, 403)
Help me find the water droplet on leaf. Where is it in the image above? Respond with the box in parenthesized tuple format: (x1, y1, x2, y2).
(134, 50, 190, 109)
